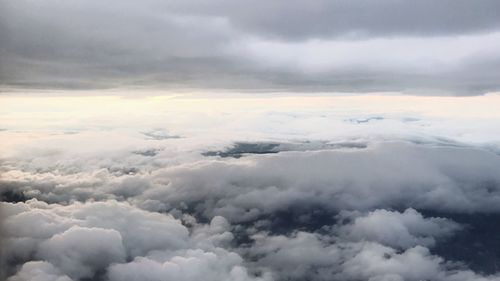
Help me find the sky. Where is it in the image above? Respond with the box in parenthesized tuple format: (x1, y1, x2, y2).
(2, 1, 500, 281)
(1, 0, 500, 94)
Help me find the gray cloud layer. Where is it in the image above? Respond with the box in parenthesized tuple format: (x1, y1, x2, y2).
(1, 0, 500, 94)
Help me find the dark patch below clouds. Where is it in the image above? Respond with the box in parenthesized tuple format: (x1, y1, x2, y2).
(257, 206, 500, 276)
(202, 141, 367, 158)
(132, 148, 162, 157)
(203, 142, 281, 158)
(106, 166, 140, 176)
(227, 203, 500, 276)
(421, 211, 500, 275)
(0, 189, 28, 203)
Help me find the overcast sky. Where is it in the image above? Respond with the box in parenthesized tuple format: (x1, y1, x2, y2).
(1, 0, 500, 94)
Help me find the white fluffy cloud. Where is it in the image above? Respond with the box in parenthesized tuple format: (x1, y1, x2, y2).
(247, 231, 500, 281)
(248, 231, 341, 280)
(134, 142, 500, 222)
(7, 261, 73, 281)
(37, 226, 125, 280)
(335, 208, 461, 249)
(108, 249, 272, 281)
(0, 199, 274, 281)
(0, 200, 190, 279)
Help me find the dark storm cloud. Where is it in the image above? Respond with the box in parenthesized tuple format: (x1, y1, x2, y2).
(180, 0, 500, 39)
(1, 0, 500, 94)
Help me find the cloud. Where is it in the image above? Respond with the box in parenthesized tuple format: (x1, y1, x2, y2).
(135, 142, 500, 222)
(0, 199, 274, 281)
(190, 216, 235, 248)
(340, 244, 450, 281)
(2, 94, 500, 280)
(37, 226, 126, 280)
(247, 231, 341, 280)
(7, 261, 72, 281)
(108, 249, 272, 281)
(236, 32, 500, 95)
(1, 0, 500, 93)
(181, 0, 500, 39)
(3, 134, 500, 220)
(3, 139, 500, 280)
(0, 200, 190, 278)
(247, 231, 500, 281)
(334, 208, 462, 249)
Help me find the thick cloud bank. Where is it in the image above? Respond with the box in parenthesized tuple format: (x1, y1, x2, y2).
(2, 94, 500, 280)
(1, 0, 500, 94)
(1, 200, 268, 281)
(7, 261, 72, 281)
(3, 141, 500, 280)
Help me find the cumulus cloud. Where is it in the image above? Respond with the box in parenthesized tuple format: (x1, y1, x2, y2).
(0, 200, 191, 279)
(2, 94, 500, 280)
(340, 244, 452, 281)
(0, 199, 274, 281)
(108, 249, 272, 281)
(190, 216, 235, 248)
(7, 261, 72, 281)
(4, 132, 499, 280)
(334, 208, 462, 249)
(37, 226, 126, 280)
(247, 231, 500, 281)
(133, 142, 500, 222)
(247, 231, 341, 280)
